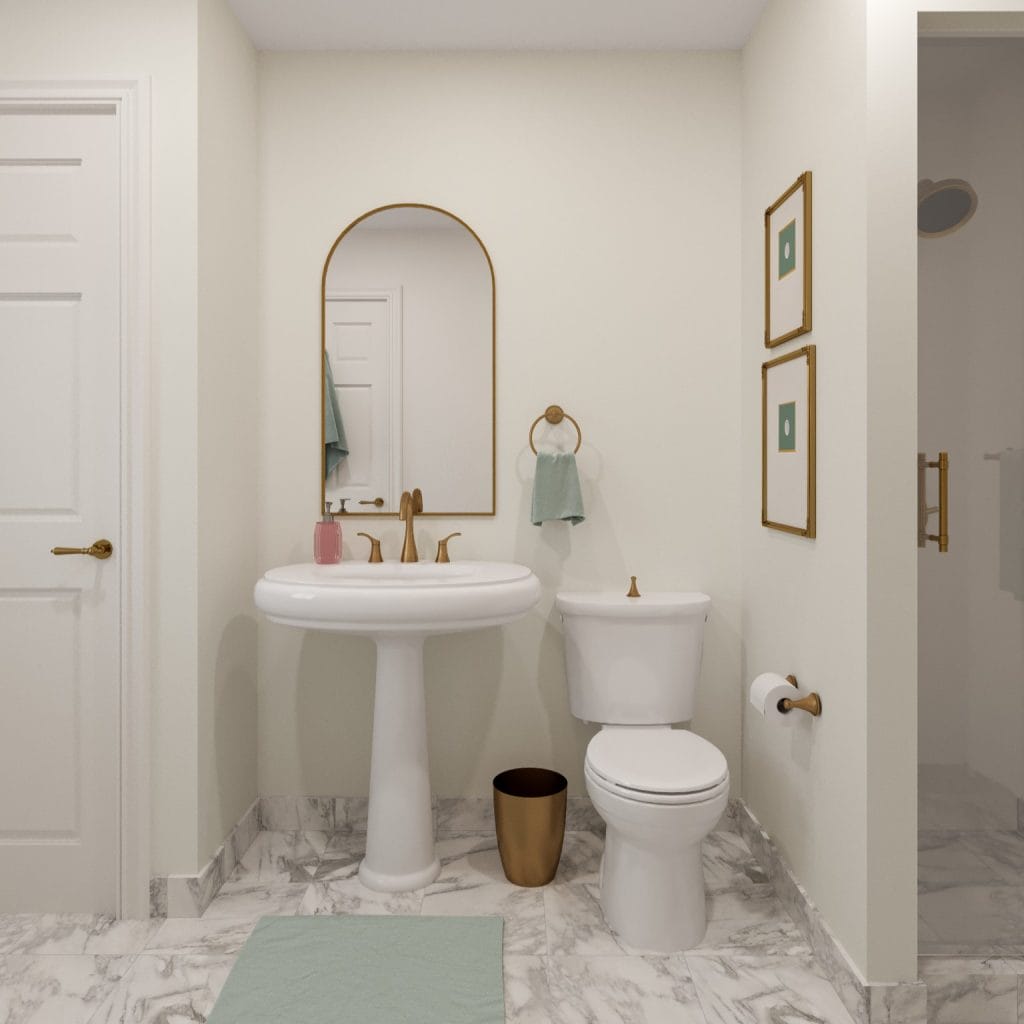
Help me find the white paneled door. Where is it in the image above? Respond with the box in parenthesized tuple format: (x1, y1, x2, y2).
(324, 293, 402, 511)
(0, 108, 122, 912)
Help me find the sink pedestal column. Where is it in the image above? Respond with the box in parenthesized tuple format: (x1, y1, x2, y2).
(358, 635, 440, 892)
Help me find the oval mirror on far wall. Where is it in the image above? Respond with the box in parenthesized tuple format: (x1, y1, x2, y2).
(321, 204, 495, 517)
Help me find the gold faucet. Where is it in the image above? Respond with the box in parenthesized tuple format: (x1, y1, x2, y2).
(399, 488, 423, 563)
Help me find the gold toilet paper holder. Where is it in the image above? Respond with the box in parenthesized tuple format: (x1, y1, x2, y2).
(779, 675, 822, 717)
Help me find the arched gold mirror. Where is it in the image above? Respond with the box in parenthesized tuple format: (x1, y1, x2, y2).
(321, 204, 495, 516)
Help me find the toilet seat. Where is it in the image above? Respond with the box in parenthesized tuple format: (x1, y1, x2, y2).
(585, 728, 728, 806)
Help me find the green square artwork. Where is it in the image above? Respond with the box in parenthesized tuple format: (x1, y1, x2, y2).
(778, 219, 797, 279)
(778, 401, 797, 452)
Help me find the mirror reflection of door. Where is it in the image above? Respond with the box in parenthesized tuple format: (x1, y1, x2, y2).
(324, 291, 402, 510)
(322, 205, 495, 516)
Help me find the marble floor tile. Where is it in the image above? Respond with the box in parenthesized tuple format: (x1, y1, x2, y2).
(226, 830, 328, 885)
(0, 914, 157, 956)
(546, 954, 706, 1024)
(961, 831, 1024, 886)
(143, 916, 256, 956)
(686, 952, 857, 1024)
(0, 954, 134, 1024)
(200, 882, 307, 922)
(435, 832, 501, 868)
(503, 955, 559, 1024)
(702, 832, 770, 893)
(89, 954, 235, 1024)
(312, 832, 364, 881)
(919, 884, 1024, 949)
(422, 880, 546, 955)
(430, 836, 509, 887)
(918, 765, 1019, 832)
(0, 824, 861, 1024)
(554, 831, 604, 886)
(699, 883, 810, 955)
(919, 832, 1004, 891)
(544, 883, 625, 956)
(921, 967, 1018, 1023)
(298, 878, 423, 916)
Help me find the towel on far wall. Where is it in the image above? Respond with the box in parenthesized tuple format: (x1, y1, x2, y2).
(999, 448, 1024, 601)
(531, 451, 585, 526)
(324, 351, 348, 479)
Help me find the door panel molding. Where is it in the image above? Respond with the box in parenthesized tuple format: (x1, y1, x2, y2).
(0, 80, 152, 918)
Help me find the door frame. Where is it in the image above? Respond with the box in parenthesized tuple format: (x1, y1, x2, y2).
(0, 80, 152, 918)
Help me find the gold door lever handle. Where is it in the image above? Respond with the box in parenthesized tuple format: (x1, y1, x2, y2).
(359, 498, 385, 507)
(51, 538, 113, 560)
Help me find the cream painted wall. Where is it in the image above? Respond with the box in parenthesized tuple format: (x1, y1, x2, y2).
(918, 40, 1024, 798)
(257, 52, 743, 800)
(197, 0, 260, 865)
(0, 0, 201, 874)
(741, 0, 919, 983)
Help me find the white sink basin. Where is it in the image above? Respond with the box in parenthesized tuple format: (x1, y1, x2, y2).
(255, 560, 541, 635)
(254, 559, 541, 893)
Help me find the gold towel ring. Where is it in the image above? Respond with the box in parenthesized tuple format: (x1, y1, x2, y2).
(529, 404, 582, 455)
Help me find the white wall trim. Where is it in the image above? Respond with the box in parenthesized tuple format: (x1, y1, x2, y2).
(0, 80, 153, 919)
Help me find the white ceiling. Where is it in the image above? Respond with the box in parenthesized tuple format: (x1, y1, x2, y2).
(227, 0, 769, 52)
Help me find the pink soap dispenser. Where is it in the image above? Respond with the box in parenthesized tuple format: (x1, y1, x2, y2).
(314, 501, 343, 565)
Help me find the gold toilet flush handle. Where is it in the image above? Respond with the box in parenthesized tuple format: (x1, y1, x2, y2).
(51, 538, 113, 560)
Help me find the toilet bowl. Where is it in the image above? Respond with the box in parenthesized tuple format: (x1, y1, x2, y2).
(584, 726, 728, 952)
(555, 588, 728, 952)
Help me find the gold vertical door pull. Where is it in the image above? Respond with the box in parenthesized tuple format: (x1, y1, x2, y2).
(51, 538, 113, 560)
(918, 451, 949, 553)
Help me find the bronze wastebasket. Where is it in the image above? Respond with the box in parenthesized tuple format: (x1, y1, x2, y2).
(493, 767, 567, 887)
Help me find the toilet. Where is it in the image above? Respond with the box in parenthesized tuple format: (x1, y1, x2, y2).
(555, 589, 728, 953)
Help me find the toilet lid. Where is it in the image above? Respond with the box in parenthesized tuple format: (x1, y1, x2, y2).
(586, 729, 728, 796)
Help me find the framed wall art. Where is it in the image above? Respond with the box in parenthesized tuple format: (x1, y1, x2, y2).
(765, 171, 812, 348)
(762, 344, 816, 537)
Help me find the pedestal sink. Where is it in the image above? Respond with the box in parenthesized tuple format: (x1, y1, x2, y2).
(254, 560, 541, 892)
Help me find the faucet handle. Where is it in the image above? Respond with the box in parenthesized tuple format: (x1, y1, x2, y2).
(357, 532, 384, 563)
(435, 532, 461, 564)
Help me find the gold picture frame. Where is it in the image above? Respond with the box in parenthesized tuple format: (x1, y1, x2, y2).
(762, 345, 816, 537)
(765, 171, 812, 348)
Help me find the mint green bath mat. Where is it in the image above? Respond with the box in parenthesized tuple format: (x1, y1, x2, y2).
(207, 916, 504, 1024)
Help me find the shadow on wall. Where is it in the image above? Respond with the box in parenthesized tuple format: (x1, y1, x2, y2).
(425, 626, 504, 788)
(296, 630, 377, 793)
(214, 614, 259, 834)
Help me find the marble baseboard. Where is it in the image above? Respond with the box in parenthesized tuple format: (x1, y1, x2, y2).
(148, 793, 737, 920)
(256, 794, 609, 836)
(734, 802, 926, 1024)
(149, 799, 260, 919)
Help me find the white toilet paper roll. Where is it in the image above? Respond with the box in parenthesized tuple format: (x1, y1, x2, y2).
(749, 672, 798, 726)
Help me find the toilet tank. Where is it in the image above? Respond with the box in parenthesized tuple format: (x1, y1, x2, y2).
(555, 591, 711, 725)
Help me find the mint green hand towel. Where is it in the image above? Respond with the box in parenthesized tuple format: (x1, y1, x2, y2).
(324, 351, 348, 479)
(531, 451, 585, 526)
